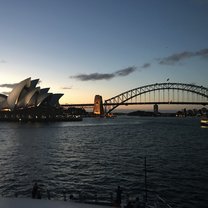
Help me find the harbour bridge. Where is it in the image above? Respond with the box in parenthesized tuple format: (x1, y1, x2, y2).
(62, 82, 208, 114)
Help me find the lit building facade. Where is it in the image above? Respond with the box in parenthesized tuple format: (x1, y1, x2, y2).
(0, 78, 64, 121)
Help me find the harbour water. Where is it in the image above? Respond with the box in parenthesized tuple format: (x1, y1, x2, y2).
(0, 116, 207, 207)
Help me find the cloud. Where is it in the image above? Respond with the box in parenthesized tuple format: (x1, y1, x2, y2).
(194, 0, 208, 5)
(158, 48, 208, 65)
(159, 51, 194, 65)
(71, 73, 115, 81)
(1, 91, 9, 95)
(0, 59, 6, 64)
(141, 63, 151, 68)
(115, 66, 137, 76)
(62, 86, 73, 90)
(70, 66, 137, 81)
(0, 83, 17, 88)
(195, 48, 208, 57)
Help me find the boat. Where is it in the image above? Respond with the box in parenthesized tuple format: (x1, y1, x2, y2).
(105, 113, 116, 118)
(200, 116, 208, 127)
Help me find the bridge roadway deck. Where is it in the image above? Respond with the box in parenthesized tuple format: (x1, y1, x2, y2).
(62, 102, 208, 108)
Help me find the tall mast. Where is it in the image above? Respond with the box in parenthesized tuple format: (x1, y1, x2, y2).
(144, 156, 147, 204)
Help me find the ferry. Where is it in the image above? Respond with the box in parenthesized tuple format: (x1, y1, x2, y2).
(105, 113, 116, 118)
(200, 116, 208, 127)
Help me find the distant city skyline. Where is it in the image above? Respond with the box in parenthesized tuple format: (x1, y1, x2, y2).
(0, 0, 208, 111)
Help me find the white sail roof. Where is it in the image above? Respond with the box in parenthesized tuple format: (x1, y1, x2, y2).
(7, 78, 31, 110)
(0, 78, 63, 111)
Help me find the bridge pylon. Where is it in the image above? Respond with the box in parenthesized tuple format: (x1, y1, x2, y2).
(153, 104, 159, 114)
(93, 95, 104, 116)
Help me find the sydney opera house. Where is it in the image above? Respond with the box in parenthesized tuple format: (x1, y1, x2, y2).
(0, 77, 67, 121)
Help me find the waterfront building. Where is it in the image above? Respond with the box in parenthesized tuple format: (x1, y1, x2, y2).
(0, 77, 64, 121)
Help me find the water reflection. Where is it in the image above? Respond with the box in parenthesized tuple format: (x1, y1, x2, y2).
(0, 117, 207, 208)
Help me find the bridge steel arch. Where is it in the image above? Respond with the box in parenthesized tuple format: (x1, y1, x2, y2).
(104, 83, 208, 114)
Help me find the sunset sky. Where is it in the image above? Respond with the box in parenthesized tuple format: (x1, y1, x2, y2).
(0, 0, 208, 111)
